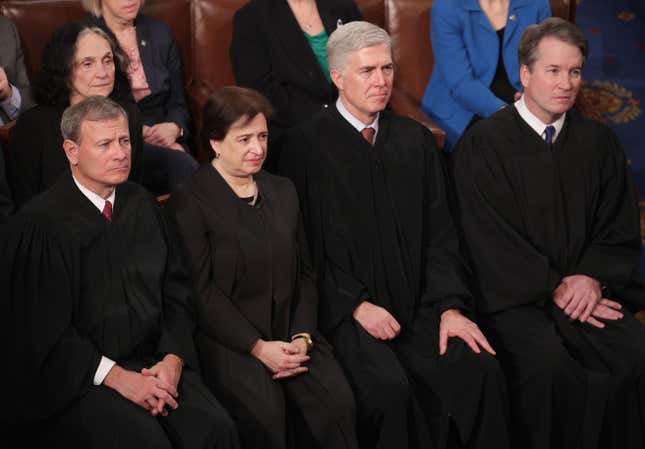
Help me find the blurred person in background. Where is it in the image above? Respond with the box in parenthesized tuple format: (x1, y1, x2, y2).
(421, 0, 550, 149)
(83, 0, 198, 194)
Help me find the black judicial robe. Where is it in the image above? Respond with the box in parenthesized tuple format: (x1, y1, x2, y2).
(453, 106, 645, 314)
(0, 174, 198, 425)
(279, 105, 511, 449)
(281, 106, 473, 332)
(167, 166, 358, 449)
(453, 106, 645, 449)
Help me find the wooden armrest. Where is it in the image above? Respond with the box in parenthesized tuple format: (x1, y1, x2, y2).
(0, 121, 16, 148)
(389, 88, 446, 149)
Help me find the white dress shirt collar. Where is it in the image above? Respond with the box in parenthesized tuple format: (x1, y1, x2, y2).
(335, 98, 380, 139)
(514, 95, 566, 143)
(72, 175, 116, 212)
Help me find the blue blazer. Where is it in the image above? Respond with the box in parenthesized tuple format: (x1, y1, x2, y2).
(421, 0, 550, 148)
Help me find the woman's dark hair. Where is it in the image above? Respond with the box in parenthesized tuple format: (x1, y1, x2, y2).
(33, 21, 131, 106)
(201, 86, 274, 156)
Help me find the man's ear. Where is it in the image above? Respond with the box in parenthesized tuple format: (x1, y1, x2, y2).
(330, 69, 344, 92)
(63, 139, 79, 166)
(519, 64, 530, 90)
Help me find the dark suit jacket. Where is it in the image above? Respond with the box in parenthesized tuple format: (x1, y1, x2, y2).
(92, 14, 191, 140)
(230, 0, 361, 137)
(0, 15, 33, 124)
(166, 165, 319, 356)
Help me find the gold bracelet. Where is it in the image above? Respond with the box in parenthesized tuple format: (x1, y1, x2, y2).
(291, 333, 314, 352)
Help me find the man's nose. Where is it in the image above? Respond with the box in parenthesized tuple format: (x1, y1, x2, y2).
(373, 69, 386, 86)
(559, 72, 573, 89)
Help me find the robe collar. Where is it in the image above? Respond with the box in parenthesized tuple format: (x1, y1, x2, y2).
(514, 95, 566, 143)
(41, 172, 128, 229)
(72, 175, 116, 214)
(191, 163, 275, 212)
(335, 97, 380, 140)
(327, 102, 391, 150)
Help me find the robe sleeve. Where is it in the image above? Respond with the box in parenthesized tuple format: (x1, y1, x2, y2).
(279, 126, 369, 334)
(420, 139, 473, 315)
(318, 232, 371, 333)
(0, 220, 100, 423)
(573, 130, 643, 296)
(289, 212, 319, 337)
(156, 209, 199, 370)
(166, 193, 263, 354)
(452, 133, 563, 313)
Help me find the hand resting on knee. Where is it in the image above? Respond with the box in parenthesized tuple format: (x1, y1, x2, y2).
(553, 275, 623, 327)
(103, 362, 180, 417)
(353, 301, 401, 340)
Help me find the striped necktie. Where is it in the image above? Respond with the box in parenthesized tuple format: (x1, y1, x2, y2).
(102, 200, 113, 221)
(361, 127, 375, 145)
(544, 125, 556, 146)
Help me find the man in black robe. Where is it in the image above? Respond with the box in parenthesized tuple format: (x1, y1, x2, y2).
(452, 17, 645, 449)
(0, 96, 239, 449)
(279, 21, 511, 449)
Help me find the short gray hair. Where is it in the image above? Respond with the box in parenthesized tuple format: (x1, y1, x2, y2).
(519, 17, 588, 70)
(81, 0, 146, 17)
(327, 21, 391, 73)
(61, 96, 128, 142)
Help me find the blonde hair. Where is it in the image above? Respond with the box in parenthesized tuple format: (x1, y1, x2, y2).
(81, 0, 145, 17)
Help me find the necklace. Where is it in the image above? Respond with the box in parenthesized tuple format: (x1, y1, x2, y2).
(289, 0, 317, 32)
(249, 183, 259, 206)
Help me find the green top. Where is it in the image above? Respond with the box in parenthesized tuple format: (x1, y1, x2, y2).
(304, 30, 331, 83)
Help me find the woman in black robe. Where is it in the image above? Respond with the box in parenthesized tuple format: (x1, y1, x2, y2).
(166, 86, 359, 449)
(6, 21, 143, 209)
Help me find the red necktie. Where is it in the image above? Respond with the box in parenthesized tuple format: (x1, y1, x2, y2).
(102, 200, 113, 221)
(361, 127, 375, 145)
